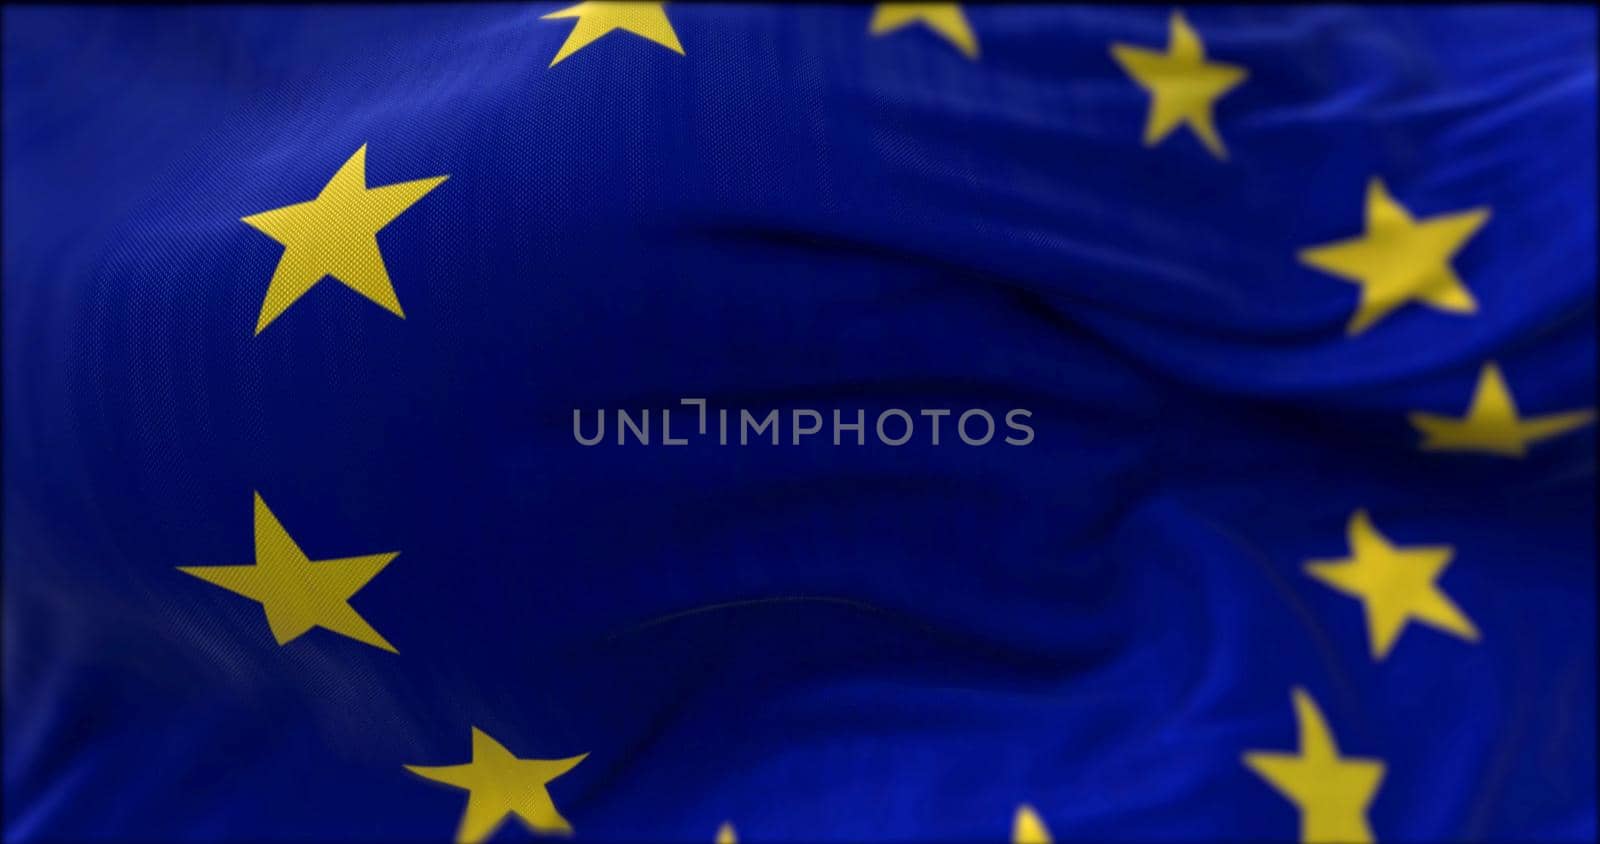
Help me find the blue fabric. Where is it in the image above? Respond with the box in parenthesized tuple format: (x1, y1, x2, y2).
(3, 4, 1594, 841)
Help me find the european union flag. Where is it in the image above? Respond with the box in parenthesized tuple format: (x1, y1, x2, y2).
(4, 4, 1595, 842)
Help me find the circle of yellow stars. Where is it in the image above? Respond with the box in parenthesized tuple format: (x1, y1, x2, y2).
(173, 4, 1599, 843)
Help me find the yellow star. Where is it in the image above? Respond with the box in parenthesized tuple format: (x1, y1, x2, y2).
(542, 2, 684, 67)
(1305, 510, 1478, 661)
(1243, 688, 1385, 844)
(178, 493, 398, 652)
(1409, 362, 1595, 457)
(1110, 11, 1246, 159)
(869, 4, 978, 60)
(716, 821, 737, 843)
(405, 727, 588, 844)
(1012, 803, 1052, 844)
(241, 145, 447, 335)
(1299, 178, 1490, 335)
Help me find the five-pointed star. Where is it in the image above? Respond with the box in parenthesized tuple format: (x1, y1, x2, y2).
(178, 493, 398, 652)
(869, 4, 979, 60)
(542, 2, 684, 67)
(1299, 178, 1490, 335)
(1243, 688, 1385, 844)
(1110, 11, 1246, 159)
(1012, 804, 1052, 844)
(1409, 362, 1595, 457)
(405, 727, 588, 844)
(1305, 509, 1478, 661)
(241, 145, 447, 335)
